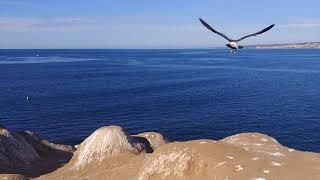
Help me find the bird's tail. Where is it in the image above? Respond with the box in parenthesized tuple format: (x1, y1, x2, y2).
(238, 46, 244, 49)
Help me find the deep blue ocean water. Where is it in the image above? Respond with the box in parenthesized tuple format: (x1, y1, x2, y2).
(0, 49, 319, 152)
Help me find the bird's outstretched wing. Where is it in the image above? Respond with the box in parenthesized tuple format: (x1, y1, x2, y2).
(235, 24, 275, 42)
(199, 18, 232, 42)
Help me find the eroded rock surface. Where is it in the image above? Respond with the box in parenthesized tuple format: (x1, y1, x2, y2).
(67, 126, 153, 170)
(38, 126, 320, 180)
(136, 132, 167, 149)
(0, 174, 25, 180)
(0, 124, 74, 178)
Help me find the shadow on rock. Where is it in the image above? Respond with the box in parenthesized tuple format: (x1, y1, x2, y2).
(0, 124, 75, 178)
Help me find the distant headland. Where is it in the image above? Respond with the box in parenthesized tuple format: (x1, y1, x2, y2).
(249, 42, 320, 49)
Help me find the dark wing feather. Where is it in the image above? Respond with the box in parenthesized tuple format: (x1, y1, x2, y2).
(235, 24, 275, 42)
(199, 18, 232, 42)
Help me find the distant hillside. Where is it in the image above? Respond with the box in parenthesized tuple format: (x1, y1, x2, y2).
(249, 42, 320, 49)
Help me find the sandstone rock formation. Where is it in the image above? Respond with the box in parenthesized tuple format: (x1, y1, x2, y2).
(68, 125, 153, 170)
(0, 124, 74, 178)
(0, 127, 40, 172)
(0, 174, 25, 180)
(38, 125, 320, 180)
(135, 132, 167, 149)
(1, 124, 319, 179)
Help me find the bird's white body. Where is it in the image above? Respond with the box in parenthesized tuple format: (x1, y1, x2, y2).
(227, 41, 242, 53)
(229, 42, 239, 49)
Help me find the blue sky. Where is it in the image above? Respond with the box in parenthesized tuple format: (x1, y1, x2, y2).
(0, 0, 319, 48)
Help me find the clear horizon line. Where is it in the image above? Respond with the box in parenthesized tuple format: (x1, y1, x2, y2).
(1, 41, 319, 50)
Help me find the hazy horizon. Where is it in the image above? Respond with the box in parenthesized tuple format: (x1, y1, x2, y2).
(0, 0, 319, 49)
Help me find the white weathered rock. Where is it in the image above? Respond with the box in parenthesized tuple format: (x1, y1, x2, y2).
(71, 126, 152, 169)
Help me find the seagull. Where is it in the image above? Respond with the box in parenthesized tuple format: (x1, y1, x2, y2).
(199, 18, 275, 53)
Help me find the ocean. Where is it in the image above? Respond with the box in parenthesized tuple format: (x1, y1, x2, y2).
(0, 49, 319, 152)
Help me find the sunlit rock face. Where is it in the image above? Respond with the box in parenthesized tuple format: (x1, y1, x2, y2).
(0, 174, 25, 180)
(69, 125, 154, 169)
(1, 124, 319, 179)
(39, 125, 320, 180)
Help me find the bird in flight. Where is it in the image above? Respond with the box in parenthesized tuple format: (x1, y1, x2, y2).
(199, 18, 275, 53)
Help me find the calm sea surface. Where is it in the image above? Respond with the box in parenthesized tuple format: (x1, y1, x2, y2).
(0, 49, 319, 152)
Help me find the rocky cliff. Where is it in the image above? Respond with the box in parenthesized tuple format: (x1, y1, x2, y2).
(1, 124, 319, 180)
(0, 124, 74, 179)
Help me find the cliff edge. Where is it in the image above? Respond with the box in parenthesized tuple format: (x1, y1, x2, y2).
(1, 124, 319, 180)
(40, 126, 319, 180)
(0, 124, 74, 179)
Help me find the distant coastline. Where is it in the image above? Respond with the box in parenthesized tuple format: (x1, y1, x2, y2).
(249, 42, 320, 49)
